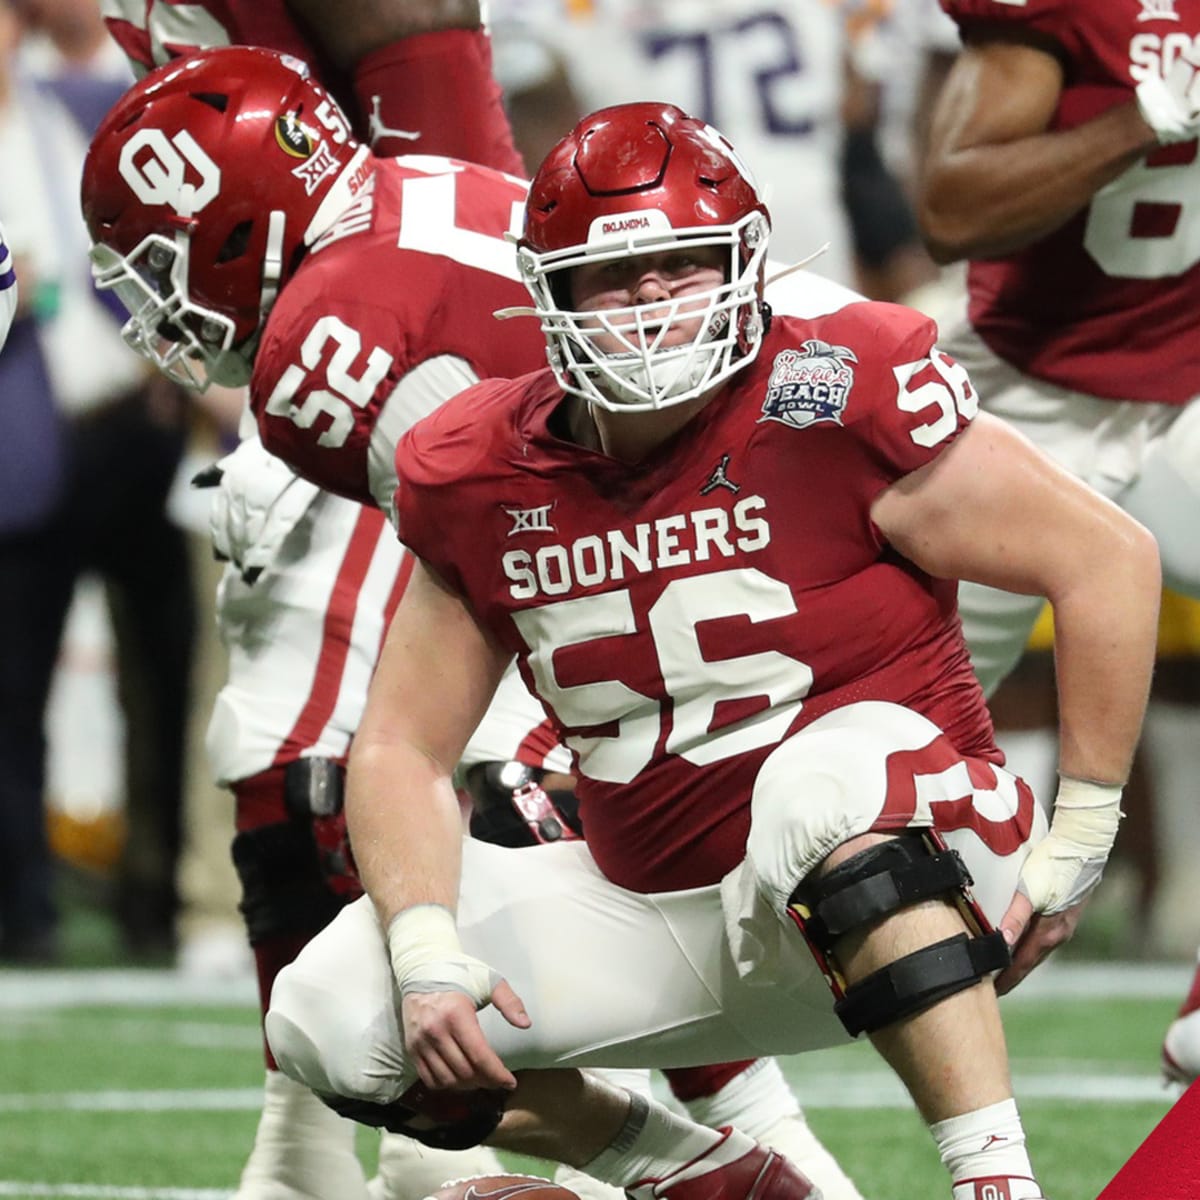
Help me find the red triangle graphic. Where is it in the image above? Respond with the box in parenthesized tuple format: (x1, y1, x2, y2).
(1096, 1081, 1200, 1199)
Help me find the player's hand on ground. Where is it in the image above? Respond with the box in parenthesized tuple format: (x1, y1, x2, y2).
(995, 892, 1086, 996)
(401, 982, 529, 1091)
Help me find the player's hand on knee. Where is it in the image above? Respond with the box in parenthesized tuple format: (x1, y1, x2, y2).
(401, 990, 522, 1091)
(996, 893, 1085, 995)
(996, 776, 1121, 992)
(1136, 46, 1200, 143)
(387, 903, 531, 1089)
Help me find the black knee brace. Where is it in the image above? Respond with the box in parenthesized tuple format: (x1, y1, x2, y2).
(320, 1081, 508, 1150)
(231, 821, 346, 943)
(788, 833, 1010, 1037)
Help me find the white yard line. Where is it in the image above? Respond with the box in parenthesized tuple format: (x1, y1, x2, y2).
(0, 960, 1189, 1011)
(0, 1015, 261, 1050)
(0, 971, 257, 1010)
(0, 1072, 1176, 1116)
(0, 1089, 263, 1113)
(0, 1187, 231, 1199)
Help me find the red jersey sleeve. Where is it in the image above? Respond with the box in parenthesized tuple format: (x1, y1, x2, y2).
(252, 275, 410, 506)
(352, 28, 525, 173)
(940, 0, 1086, 58)
(390, 377, 519, 587)
(804, 302, 978, 484)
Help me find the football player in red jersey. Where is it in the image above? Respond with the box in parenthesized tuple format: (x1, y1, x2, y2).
(263, 102, 1161, 1200)
(918, 0, 1200, 695)
(82, 49, 839, 1200)
(918, 0, 1200, 1096)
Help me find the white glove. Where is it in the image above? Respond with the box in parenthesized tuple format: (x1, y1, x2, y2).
(387, 904, 502, 1006)
(1135, 50, 1200, 144)
(1016, 776, 1124, 915)
(0, 222, 16, 354)
(195, 435, 321, 584)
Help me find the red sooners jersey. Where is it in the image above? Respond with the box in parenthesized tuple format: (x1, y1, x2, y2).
(942, 0, 1200, 404)
(393, 300, 999, 893)
(251, 155, 545, 505)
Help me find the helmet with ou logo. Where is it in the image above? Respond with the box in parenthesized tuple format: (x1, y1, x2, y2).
(81, 46, 371, 389)
(517, 102, 771, 413)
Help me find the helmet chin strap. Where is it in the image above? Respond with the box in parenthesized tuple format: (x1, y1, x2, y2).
(259, 210, 287, 318)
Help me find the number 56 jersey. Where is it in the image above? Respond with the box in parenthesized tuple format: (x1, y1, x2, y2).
(393, 282, 1001, 895)
(942, 0, 1200, 405)
(251, 154, 545, 510)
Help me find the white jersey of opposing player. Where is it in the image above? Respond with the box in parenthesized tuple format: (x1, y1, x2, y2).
(205, 476, 404, 786)
(0, 221, 15, 353)
(205, 454, 568, 785)
(873, 0, 961, 186)
(490, 0, 855, 283)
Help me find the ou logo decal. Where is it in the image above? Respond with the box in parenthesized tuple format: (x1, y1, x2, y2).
(118, 129, 221, 216)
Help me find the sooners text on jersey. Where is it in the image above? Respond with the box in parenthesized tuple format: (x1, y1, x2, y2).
(392, 295, 1000, 893)
(943, 0, 1200, 404)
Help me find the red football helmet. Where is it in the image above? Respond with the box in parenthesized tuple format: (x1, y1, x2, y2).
(518, 102, 771, 412)
(82, 46, 372, 389)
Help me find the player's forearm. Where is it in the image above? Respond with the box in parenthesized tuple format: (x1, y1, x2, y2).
(918, 102, 1157, 263)
(283, 0, 481, 66)
(1048, 523, 1161, 785)
(345, 737, 465, 927)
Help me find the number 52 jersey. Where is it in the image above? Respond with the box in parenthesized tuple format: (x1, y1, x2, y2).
(392, 289, 1001, 895)
(942, 0, 1200, 405)
(250, 154, 546, 509)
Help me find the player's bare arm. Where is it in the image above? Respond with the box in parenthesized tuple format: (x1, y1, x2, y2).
(872, 412, 1161, 989)
(347, 557, 529, 1091)
(919, 37, 1159, 262)
(284, 0, 481, 65)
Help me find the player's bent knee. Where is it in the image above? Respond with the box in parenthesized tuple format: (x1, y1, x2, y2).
(788, 834, 1010, 1037)
(265, 962, 397, 1105)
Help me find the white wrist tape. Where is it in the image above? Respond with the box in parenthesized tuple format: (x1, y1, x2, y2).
(1136, 58, 1200, 145)
(387, 904, 499, 1006)
(1017, 777, 1124, 915)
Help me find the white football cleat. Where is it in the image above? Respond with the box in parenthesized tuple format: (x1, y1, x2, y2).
(367, 1131, 506, 1200)
(624, 1128, 818, 1200)
(234, 1069, 368, 1200)
(1163, 1007, 1200, 1085)
(759, 1114, 864, 1200)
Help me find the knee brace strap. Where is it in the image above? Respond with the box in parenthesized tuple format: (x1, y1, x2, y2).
(837, 930, 1011, 1036)
(320, 1082, 507, 1150)
(788, 834, 1009, 1036)
(794, 836, 976, 953)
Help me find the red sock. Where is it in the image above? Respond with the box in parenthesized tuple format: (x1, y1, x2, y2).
(663, 1060, 758, 1102)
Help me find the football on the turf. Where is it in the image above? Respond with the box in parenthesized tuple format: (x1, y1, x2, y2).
(426, 1176, 580, 1200)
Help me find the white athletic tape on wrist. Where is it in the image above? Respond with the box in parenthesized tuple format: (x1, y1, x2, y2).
(1016, 777, 1123, 915)
(1136, 60, 1200, 145)
(387, 904, 500, 1006)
